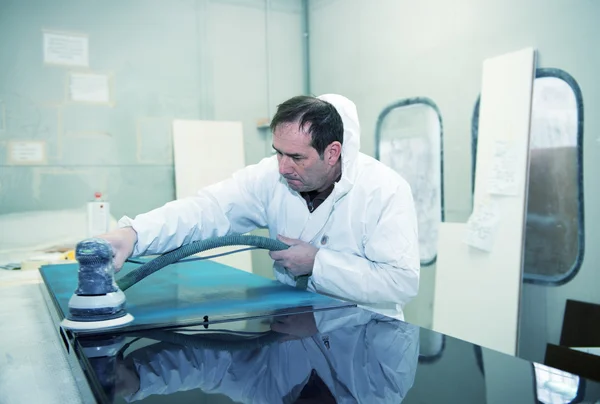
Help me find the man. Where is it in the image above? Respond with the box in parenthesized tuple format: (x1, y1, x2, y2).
(100, 94, 419, 320)
(116, 307, 419, 402)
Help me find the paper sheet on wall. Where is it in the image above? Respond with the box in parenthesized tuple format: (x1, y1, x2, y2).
(8, 141, 46, 164)
(43, 31, 89, 67)
(69, 73, 110, 103)
(464, 199, 501, 252)
(488, 140, 520, 196)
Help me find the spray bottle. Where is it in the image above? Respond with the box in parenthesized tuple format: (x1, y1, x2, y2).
(87, 192, 110, 237)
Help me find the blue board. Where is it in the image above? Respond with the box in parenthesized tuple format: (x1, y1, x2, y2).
(39, 259, 354, 334)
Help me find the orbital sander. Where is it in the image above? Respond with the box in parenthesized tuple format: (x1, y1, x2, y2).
(60, 234, 306, 332)
(60, 238, 134, 331)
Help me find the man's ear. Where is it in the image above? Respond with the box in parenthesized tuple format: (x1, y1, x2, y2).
(326, 142, 342, 166)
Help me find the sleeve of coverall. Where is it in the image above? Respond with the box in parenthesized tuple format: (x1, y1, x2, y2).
(121, 342, 275, 403)
(310, 181, 420, 307)
(118, 158, 274, 257)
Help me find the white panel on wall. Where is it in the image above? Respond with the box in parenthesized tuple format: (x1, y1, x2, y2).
(172, 119, 253, 273)
(432, 48, 536, 356)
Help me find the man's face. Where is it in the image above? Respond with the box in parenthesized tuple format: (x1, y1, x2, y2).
(272, 122, 339, 193)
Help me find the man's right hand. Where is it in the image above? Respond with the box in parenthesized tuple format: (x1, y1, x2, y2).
(96, 227, 138, 272)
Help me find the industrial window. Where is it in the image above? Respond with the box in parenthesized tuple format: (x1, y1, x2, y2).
(375, 98, 444, 266)
(533, 363, 584, 404)
(471, 68, 584, 285)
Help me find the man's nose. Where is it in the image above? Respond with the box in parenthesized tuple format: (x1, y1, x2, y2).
(278, 156, 294, 176)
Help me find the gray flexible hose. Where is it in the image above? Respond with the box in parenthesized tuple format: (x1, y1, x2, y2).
(116, 235, 309, 291)
(137, 329, 285, 351)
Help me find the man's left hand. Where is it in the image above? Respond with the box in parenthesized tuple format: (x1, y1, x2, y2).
(270, 312, 318, 341)
(269, 235, 318, 277)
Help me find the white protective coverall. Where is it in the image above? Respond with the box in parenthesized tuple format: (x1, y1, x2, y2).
(118, 94, 420, 320)
(121, 308, 420, 403)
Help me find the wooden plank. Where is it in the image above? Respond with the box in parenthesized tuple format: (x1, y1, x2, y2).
(432, 48, 536, 355)
(172, 119, 253, 273)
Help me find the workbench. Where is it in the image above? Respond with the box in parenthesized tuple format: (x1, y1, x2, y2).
(2, 259, 599, 403)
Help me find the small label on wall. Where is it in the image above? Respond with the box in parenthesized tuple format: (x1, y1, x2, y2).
(43, 30, 89, 67)
(69, 72, 112, 104)
(7, 141, 47, 165)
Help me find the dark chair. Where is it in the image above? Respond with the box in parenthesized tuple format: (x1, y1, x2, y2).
(544, 299, 600, 382)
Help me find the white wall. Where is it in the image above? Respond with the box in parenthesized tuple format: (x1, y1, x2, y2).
(0, 0, 304, 278)
(207, 0, 304, 164)
(0, 0, 304, 214)
(308, 0, 600, 363)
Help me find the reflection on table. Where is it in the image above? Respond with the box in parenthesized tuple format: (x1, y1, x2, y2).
(74, 306, 600, 404)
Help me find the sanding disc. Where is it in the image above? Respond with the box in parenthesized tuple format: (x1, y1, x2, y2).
(60, 313, 134, 332)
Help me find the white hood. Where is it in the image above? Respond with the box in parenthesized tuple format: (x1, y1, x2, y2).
(317, 93, 362, 192)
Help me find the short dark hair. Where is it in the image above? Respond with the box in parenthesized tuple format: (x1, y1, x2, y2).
(270, 95, 344, 157)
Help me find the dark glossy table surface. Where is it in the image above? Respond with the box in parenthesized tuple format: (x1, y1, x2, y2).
(65, 305, 599, 404)
(40, 259, 600, 403)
